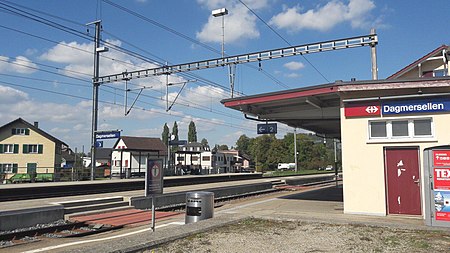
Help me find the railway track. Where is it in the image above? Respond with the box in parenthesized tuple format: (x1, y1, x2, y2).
(0, 179, 339, 249)
(0, 221, 123, 249)
(0, 173, 264, 202)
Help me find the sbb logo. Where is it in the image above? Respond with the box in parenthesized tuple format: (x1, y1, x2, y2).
(365, 106, 379, 114)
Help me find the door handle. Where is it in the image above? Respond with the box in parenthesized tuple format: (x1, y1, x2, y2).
(414, 179, 420, 184)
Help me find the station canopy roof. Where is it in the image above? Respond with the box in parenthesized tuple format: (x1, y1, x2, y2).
(221, 83, 341, 139)
(221, 77, 450, 140)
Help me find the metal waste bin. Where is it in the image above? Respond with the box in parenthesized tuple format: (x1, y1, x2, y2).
(185, 191, 214, 224)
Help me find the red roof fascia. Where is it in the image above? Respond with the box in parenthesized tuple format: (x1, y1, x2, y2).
(223, 86, 338, 107)
(387, 45, 448, 80)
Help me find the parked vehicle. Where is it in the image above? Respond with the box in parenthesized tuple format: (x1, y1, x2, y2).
(325, 165, 334, 171)
(277, 163, 295, 171)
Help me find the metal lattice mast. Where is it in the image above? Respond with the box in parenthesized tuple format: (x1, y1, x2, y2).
(95, 33, 378, 85)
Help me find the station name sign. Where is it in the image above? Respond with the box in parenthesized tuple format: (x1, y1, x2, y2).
(382, 98, 450, 115)
(95, 131, 121, 140)
(345, 98, 450, 117)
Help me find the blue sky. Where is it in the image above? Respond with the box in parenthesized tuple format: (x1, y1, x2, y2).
(0, 0, 449, 151)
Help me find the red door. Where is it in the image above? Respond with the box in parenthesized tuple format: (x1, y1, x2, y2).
(385, 148, 421, 215)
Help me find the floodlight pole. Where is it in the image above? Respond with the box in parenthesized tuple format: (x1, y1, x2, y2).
(212, 8, 235, 98)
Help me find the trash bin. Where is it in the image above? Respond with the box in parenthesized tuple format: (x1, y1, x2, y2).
(185, 191, 214, 224)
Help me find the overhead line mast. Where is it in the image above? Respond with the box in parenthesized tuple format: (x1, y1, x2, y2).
(95, 32, 379, 91)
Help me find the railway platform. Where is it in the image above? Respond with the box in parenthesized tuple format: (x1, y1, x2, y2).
(0, 173, 337, 231)
(9, 184, 440, 253)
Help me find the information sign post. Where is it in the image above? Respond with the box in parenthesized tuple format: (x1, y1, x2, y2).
(145, 159, 163, 231)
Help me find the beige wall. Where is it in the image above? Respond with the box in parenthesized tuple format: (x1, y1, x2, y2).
(0, 121, 56, 174)
(341, 108, 450, 216)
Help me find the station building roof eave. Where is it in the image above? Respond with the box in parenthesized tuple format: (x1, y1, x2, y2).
(221, 82, 342, 139)
(220, 77, 450, 140)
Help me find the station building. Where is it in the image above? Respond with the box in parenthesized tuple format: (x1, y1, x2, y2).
(222, 45, 450, 226)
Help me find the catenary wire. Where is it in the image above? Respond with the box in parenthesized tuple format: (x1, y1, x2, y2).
(238, 0, 330, 83)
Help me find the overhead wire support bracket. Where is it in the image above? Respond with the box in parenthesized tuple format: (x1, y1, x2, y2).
(125, 87, 144, 116)
(166, 79, 197, 112)
(96, 33, 378, 85)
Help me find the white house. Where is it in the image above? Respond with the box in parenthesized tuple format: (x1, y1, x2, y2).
(111, 136, 167, 177)
(175, 142, 251, 174)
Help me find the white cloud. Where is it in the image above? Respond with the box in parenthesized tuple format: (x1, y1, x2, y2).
(196, 0, 271, 44)
(285, 73, 300, 78)
(0, 85, 29, 104)
(39, 40, 164, 82)
(0, 55, 38, 74)
(284, 61, 305, 71)
(132, 127, 162, 137)
(50, 127, 71, 134)
(269, 0, 376, 32)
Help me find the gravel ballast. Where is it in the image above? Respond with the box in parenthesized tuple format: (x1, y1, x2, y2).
(148, 218, 450, 253)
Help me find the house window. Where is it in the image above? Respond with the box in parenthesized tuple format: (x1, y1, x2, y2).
(392, 121, 408, 137)
(202, 156, 211, 161)
(23, 144, 43, 154)
(0, 144, 19, 154)
(0, 163, 18, 173)
(177, 156, 184, 162)
(369, 121, 387, 138)
(114, 160, 121, 167)
(369, 118, 433, 140)
(12, 128, 29, 135)
(192, 156, 198, 161)
(414, 119, 432, 136)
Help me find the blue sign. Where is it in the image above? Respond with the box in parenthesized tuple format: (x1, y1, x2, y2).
(95, 141, 103, 148)
(257, 123, 277, 134)
(169, 140, 187, 146)
(95, 131, 121, 140)
(382, 98, 450, 115)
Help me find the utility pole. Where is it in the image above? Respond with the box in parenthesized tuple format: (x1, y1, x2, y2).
(370, 28, 378, 80)
(294, 128, 298, 172)
(88, 20, 108, 181)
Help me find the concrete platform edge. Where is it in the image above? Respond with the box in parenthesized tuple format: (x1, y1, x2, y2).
(0, 205, 64, 231)
(63, 213, 250, 253)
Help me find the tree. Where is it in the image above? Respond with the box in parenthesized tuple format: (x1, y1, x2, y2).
(217, 144, 229, 150)
(188, 121, 197, 143)
(267, 139, 288, 170)
(201, 138, 209, 146)
(172, 121, 179, 141)
(171, 121, 179, 154)
(162, 123, 169, 145)
(235, 134, 251, 154)
(249, 134, 275, 171)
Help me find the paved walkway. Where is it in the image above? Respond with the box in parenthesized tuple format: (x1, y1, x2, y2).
(12, 184, 448, 253)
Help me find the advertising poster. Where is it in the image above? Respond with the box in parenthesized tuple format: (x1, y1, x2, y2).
(434, 150, 450, 167)
(434, 190, 450, 221)
(434, 168, 450, 190)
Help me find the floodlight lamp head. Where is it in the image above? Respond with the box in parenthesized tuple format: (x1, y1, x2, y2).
(212, 8, 228, 17)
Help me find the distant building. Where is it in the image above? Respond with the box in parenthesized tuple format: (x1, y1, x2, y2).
(111, 136, 167, 177)
(388, 45, 449, 79)
(175, 142, 251, 174)
(0, 118, 68, 180)
(82, 148, 112, 168)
